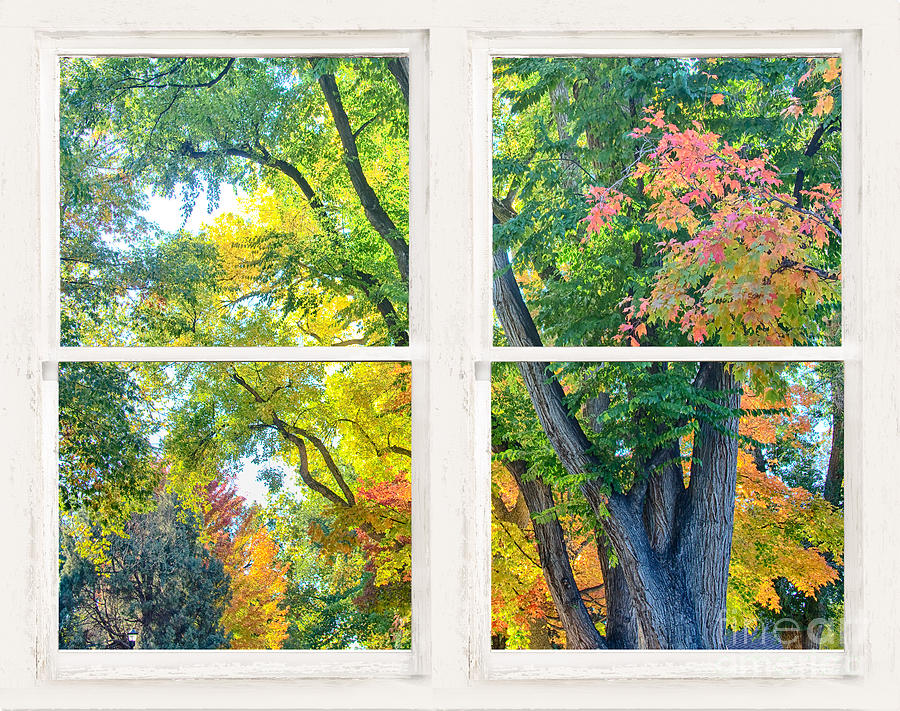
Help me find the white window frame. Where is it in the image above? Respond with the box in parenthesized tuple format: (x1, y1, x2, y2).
(471, 31, 862, 682)
(0, 2, 896, 709)
(38, 31, 429, 683)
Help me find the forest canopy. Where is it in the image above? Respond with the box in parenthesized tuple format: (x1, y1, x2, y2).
(57, 52, 843, 651)
(58, 56, 412, 649)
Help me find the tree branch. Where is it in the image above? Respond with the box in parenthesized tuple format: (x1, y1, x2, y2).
(312, 59, 409, 282)
(792, 120, 840, 208)
(180, 141, 409, 345)
(493, 442, 606, 649)
(291, 426, 356, 507)
(229, 370, 352, 507)
(386, 57, 410, 106)
(117, 58, 236, 91)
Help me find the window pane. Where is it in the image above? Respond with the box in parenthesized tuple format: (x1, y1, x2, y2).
(60, 57, 410, 347)
(59, 361, 411, 650)
(492, 57, 842, 347)
(490, 361, 843, 649)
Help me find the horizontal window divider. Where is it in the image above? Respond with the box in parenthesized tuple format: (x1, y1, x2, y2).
(486, 649, 851, 680)
(42, 31, 424, 54)
(49, 346, 420, 363)
(55, 649, 414, 681)
(484, 346, 849, 363)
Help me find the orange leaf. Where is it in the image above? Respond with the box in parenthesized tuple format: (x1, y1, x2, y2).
(710, 93, 724, 106)
(823, 58, 841, 83)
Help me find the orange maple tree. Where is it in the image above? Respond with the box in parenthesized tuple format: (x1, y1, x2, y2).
(203, 477, 290, 649)
(727, 382, 843, 630)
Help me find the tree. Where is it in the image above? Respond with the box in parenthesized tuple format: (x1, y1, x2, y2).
(58, 362, 158, 534)
(56, 55, 415, 650)
(60, 489, 230, 649)
(60, 56, 410, 348)
(490, 57, 842, 648)
(203, 477, 290, 649)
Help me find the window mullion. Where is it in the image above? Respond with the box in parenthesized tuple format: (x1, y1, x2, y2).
(423, 27, 478, 687)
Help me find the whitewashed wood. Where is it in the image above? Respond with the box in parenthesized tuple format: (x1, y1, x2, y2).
(855, 12, 900, 694)
(56, 650, 413, 680)
(469, 38, 495, 683)
(46, 32, 422, 58)
(0, 26, 42, 690)
(835, 35, 865, 679)
(423, 27, 477, 688)
(50, 346, 418, 362)
(476, 30, 852, 57)
(406, 31, 430, 679)
(488, 649, 850, 680)
(0, 4, 895, 710)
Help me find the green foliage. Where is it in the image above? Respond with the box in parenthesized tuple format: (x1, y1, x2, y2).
(58, 54, 413, 649)
(490, 56, 843, 648)
(58, 362, 157, 530)
(493, 56, 840, 348)
(60, 56, 409, 348)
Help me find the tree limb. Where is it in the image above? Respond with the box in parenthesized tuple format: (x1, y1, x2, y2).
(493, 442, 606, 649)
(229, 370, 352, 507)
(386, 57, 410, 106)
(312, 59, 409, 282)
(180, 141, 408, 345)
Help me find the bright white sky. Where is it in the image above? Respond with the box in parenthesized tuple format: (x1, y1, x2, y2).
(145, 184, 245, 234)
(233, 458, 276, 506)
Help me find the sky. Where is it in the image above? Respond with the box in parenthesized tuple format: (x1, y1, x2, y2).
(145, 184, 245, 234)
(233, 457, 276, 506)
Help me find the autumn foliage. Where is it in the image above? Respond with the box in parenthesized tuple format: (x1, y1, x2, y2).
(490, 56, 843, 649)
(203, 477, 290, 649)
(588, 109, 841, 347)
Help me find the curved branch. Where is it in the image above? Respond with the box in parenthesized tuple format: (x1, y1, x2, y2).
(792, 120, 840, 208)
(117, 58, 235, 91)
(180, 142, 408, 345)
(273, 422, 350, 508)
(335, 416, 411, 459)
(291, 427, 356, 507)
(229, 370, 352, 507)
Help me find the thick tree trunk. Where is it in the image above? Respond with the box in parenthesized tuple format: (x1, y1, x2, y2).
(673, 363, 740, 648)
(597, 538, 640, 648)
(492, 244, 740, 649)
